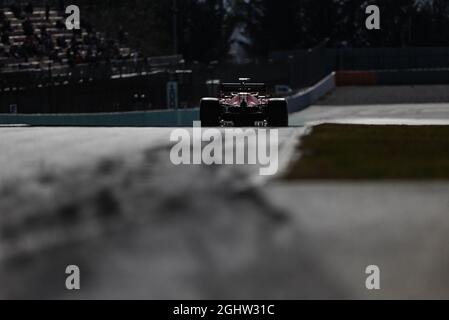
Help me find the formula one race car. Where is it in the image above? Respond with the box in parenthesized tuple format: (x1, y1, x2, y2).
(200, 78, 288, 127)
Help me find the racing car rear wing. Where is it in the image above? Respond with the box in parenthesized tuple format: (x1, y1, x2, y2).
(220, 83, 267, 94)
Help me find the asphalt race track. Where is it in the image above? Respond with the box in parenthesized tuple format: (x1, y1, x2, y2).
(290, 85, 449, 126)
(2, 85, 449, 299)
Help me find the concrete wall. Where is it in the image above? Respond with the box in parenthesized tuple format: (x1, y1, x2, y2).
(0, 73, 337, 126)
(286, 72, 336, 113)
(273, 47, 449, 72)
(0, 109, 199, 127)
(317, 84, 449, 105)
(336, 69, 449, 86)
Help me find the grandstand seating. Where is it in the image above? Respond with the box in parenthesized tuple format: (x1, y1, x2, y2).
(0, 3, 136, 72)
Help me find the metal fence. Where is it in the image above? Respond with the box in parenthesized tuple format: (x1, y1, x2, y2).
(0, 55, 193, 114)
(5, 45, 449, 114)
(272, 47, 449, 72)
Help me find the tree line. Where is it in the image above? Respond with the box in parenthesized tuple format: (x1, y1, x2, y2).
(78, 0, 449, 62)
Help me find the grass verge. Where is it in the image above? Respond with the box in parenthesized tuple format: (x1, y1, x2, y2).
(284, 124, 449, 180)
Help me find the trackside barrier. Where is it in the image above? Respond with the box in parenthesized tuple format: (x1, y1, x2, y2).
(286, 72, 336, 113)
(335, 71, 377, 86)
(0, 109, 199, 127)
(335, 69, 449, 86)
(0, 73, 336, 126)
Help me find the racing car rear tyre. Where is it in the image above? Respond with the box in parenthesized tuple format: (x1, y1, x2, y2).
(267, 99, 288, 127)
(200, 98, 220, 127)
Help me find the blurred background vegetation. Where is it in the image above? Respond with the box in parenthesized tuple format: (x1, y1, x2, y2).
(75, 0, 449, 62)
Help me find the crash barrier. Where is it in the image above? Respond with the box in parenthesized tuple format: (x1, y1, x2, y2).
(0, 74, 335, 126)
(0, 71, 195, 114)
(286, 72, 336, 113)
(334, 47, 449, 71)
(335, 71, 377, 86)
(272, 47, 449, 72)
(336, 69, 449, 86)
(0, 74, 336, 126)
(0, 109, 199, 127)
(1, 56, 327, 114)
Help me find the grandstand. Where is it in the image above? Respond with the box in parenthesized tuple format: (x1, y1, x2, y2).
(0, 1, 136, 72)
(0, 1, 188, 114)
